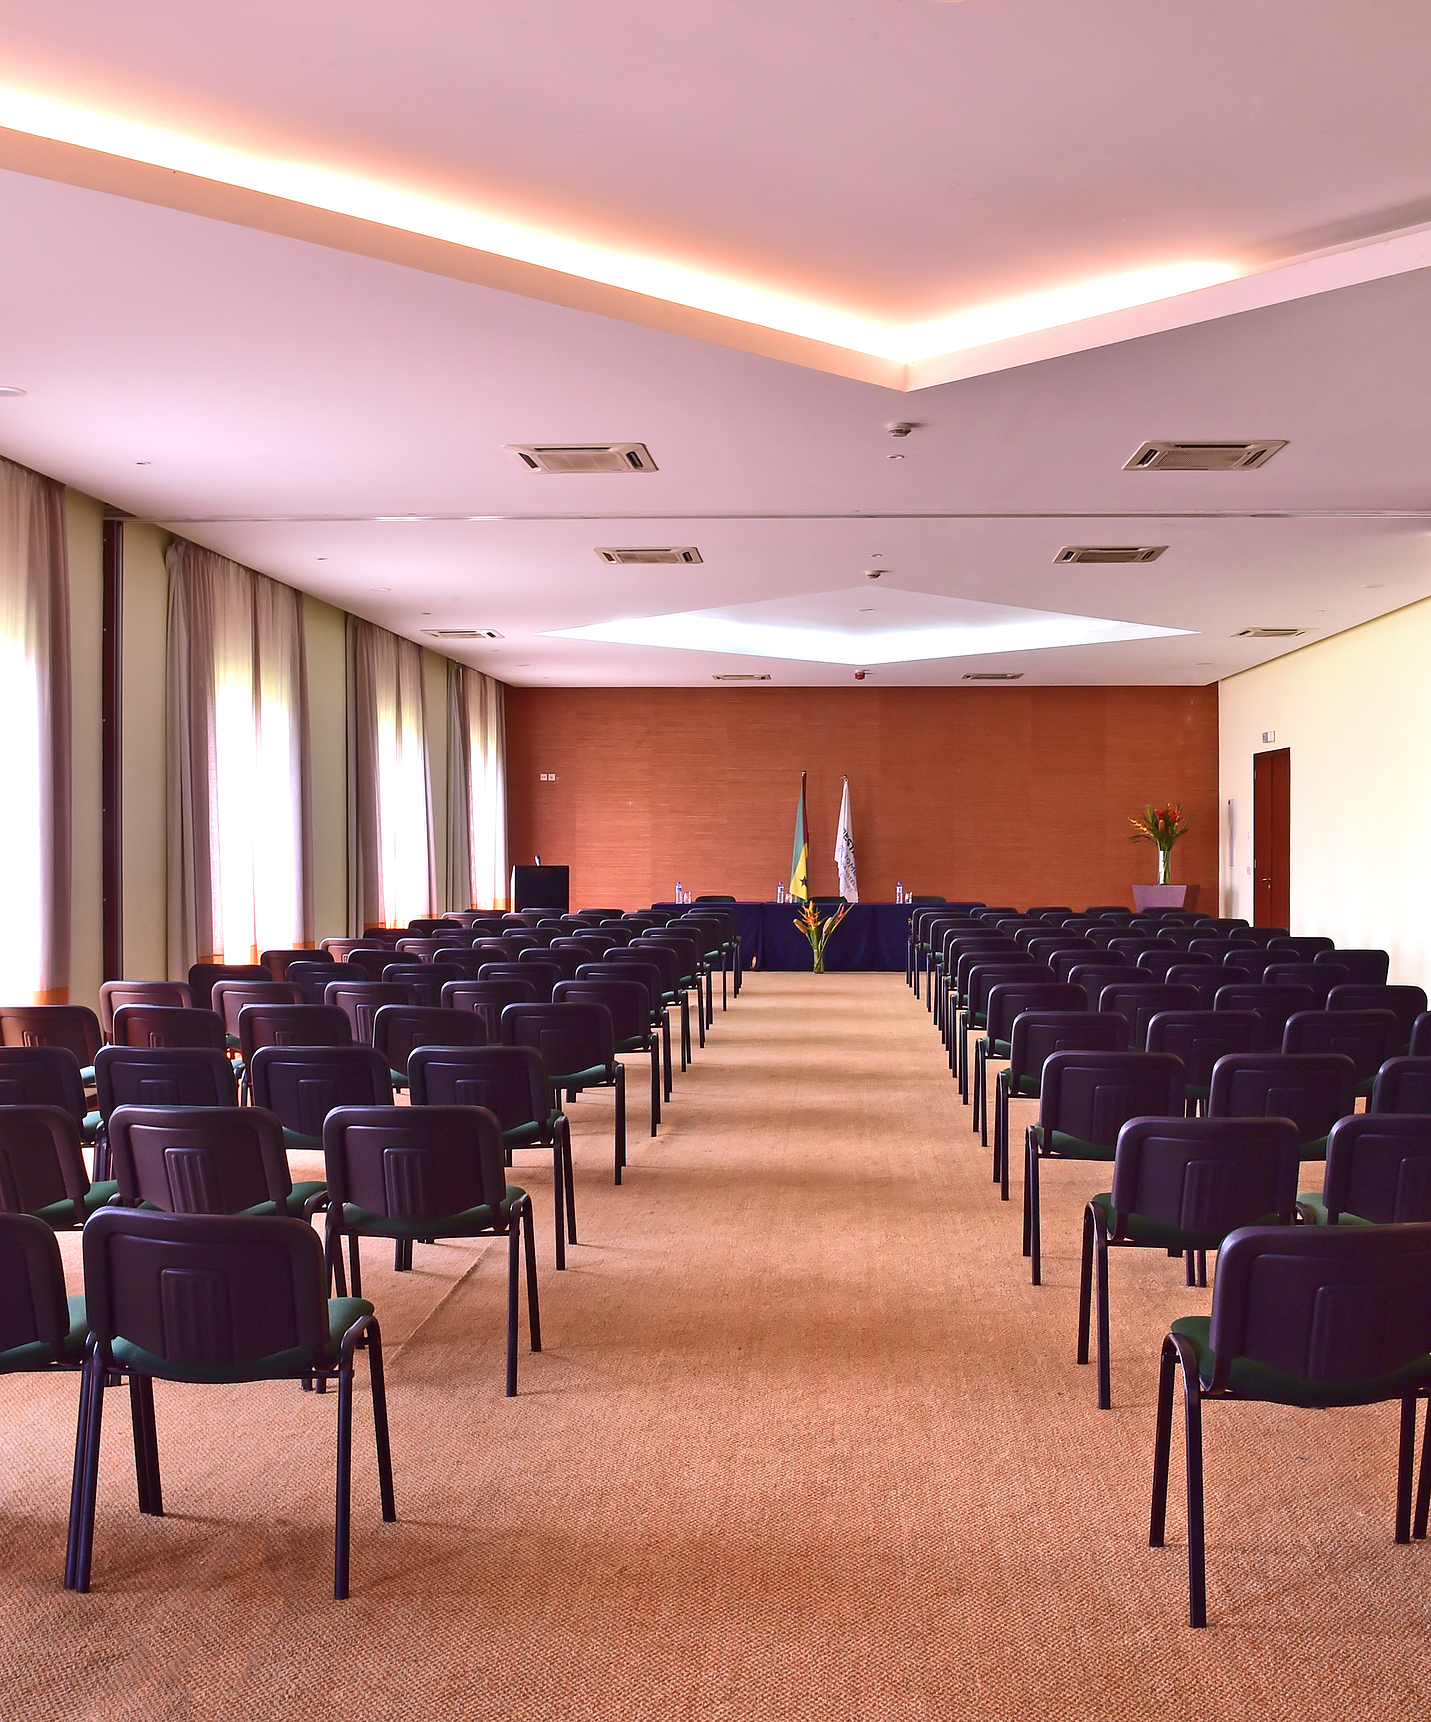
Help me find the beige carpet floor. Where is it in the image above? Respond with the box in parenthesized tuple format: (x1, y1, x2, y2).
(3, 972, 1430, 1720)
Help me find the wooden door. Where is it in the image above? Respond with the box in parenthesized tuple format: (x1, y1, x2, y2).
(1253, 748, 1290, 927)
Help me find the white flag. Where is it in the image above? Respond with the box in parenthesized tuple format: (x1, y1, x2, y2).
(835, 777, 859, 902)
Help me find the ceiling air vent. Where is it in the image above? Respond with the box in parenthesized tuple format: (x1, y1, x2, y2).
(712, 673, 772, 682)
(1126, 440, 1287, 471)
(1055, 545, 1166, 565)
(1234, 627, 1305, 639)
(963, 672, 1024, 681)
(504, 443, 658, 474)
(595, 546, 703, 566)
(424, 628, 503, 640)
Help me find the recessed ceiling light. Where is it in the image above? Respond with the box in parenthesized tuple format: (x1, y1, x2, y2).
(0, 385, 26, 398)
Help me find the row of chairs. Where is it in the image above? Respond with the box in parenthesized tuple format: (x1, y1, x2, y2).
(907, 902, 1431, 1627)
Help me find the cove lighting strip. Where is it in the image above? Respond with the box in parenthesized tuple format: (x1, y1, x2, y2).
(0, 85, 1237, 364)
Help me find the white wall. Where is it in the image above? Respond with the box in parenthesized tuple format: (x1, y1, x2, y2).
(1219, 596, 1431, 986)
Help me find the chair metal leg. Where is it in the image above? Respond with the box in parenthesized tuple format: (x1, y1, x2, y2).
(128, 1373, 163, 1515)
(71, 1344, 106, 1592)
(1172, 1333, 1208, 1628)
(348, 1232, 363, 1299)
(1022, 1128, 1035, 1259)
(1415, 1398, 1431, 1540)
(505, 1221, 519, 1398)
(334, 1356, 354, 1600)
(1396, 1396, 1417, 1544)
(1095, 1213, 1112, 1409)
(662, 1011, 673, 1100)
(551, 1138, 566, 1271)
(561, 1116, 577, 1245)
(1196, 1249, 1208, 1289)
(365, 1319, 397, 1524)
(993, 1071, 1003, 1184)
(614, 1062, 626, 1183)
(1000, 1076, 1012, 1203)
(1149, 1334, 1177, 1548)
(522, 1197, 542, 1353)
(65, 1349, 96, 1590)
(679, 996, 690, 1069)
(1076, 1204, 1095, 1367)
(1027, 1137, 1042, 1284)
(695, 985, 706, 1048)
(650, 1041, 660, 1135)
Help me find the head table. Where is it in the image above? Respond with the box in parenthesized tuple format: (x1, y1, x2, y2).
(651, 901, 915, 972)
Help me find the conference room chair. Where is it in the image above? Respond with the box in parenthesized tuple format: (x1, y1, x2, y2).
(379, 962, 462, 1006)
(285, 961, 363, 1004)
(319, 938, 385, 961)
(406, 917, 466, 936)
(574, 961, 674, 1101)
(502, 1001, 625, 1182)
(440, 976, 539, 1039)
(1329, 984, 1426, 1056)
(93, 1046, 240, 1180)
(1189, 938, 1248, 962)
(324, 980, 422, 1043)
(1369, 1057, 1431, 1115)
(0, 1006, 103, 1084)
(642, 930, 709, 1040)
(1107, 938, 1159, 966)
(344, 947, 402, 982)
(958, 960, 1043, 1098)
(937, 933, 1008, 1037)
(1271, 935, 1337, 961)
(0, 1045, 99, 1144)
(1079, 1115, 1301, 1409)
(1282, 1009, 1398, 1102)
(1237, 925, 1290, 946)
(187, 962, 270, 1010)
(1167, 963, 1251, 1010)
(428, 948, 496, 979)
(248, 1044, 394, 1154)
(1024, 906, 1073, 920)
(0, 1105, 116, 1227)
(1098, 982, 1201, 1050)
(1144, 1009, 1260, 1114)
(322, 1105, 538, 1399)
(260, 948, 334, 982)
(98, 981, 191, 1038)
(1067, 964, 1151, 1012)
(211, 980, 303, 1050)
(555, 978, 662, 1138)
(1263, 962, 1349, 1007)
(974, 982, 1083, 1145)
(481, 959, 561, 1005)
(992, 1012, 1126, 1199)
(1052, 948, 1122, 985)
(68, 1208, 393, 1600)
(1212, 982, 1316, 1051)
(110, 1005, 227, 1052)
(1135, 949, 1206, 982)
(1148, 929, 1202, 953)
(395, 936, 465, 961)
(1150, 1222, 1431, 1628)
(1296, 1112, 1431, 1226)
(409, 1044, 575, 1269)
(469, 940, 516, 969)
(553, 934, 621, 963)
(1200, 917, 1251, 935)
(370, 1003, 485, 1090)
(237, 1006, 352, 1102)
(522, 944, 588, 986)
(1230, 950, 1306, 984)
(464, 918, 512, 940)
(500, 932, 542, 956)
(627, 942, 695, 1067)
(1318, 948, 1391, 987)
(1207, 1051, 1356, 1160)
(974, 908, 1020, 925)
(678, 915, 734, 1013)
(1022, 934, 1085, 963)
(108, 1104, 324, 1219)
(1024, 1049, 1184, 1284)
(1413, 1015, 1431, 1058)
(360, 927, 407, 946)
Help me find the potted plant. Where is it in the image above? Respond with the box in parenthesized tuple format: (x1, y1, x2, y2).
(1129, 803, 1190, 886)
(794, 898, 850, 974)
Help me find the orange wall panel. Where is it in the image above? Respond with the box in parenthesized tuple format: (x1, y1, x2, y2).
(504, 685, 1219, 910)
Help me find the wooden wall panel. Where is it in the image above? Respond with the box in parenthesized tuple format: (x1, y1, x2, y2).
(504, 685, 1220, 911)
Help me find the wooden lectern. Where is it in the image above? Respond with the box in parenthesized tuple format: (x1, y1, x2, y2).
(510, 865, 570, 913)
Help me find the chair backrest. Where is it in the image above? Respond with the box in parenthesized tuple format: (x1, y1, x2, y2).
(1036, 1050, 1184, 1144)
(1282, 1010, 1397, 1084)
(1329, 985, 1427, 1057)
(99, 980, 192, 1036)
(324, 981, 422, 1043)
(428, 949, 492, 978)
(94, 1046, 239, 1121)
(371, 1004, 486, 1076)
(1136, 948, 1206, 980)
(523, 945, 587, 982)
(1107, 1116, 1301, 1243)
(380, 963, 463, 1007)
(285, 960, 362, 1004)
(1144, 1010, 1260, 1090)
(319, 937, 386, 961)
(1188, 938, 1245, 960)
(1264, 963, 1349, 1006)
(322, 1104, 508, 1220)
(248, 1045, 394, 1140)
(1205, 1223, 1431, 1396)
(552, 979, 650, 1045)
(406, 917, 467, 937)
(1270, 936, 1336, 960)
(82, 1208, 332, 1372)
(0, 1046, 88, 1127)
(0, 1212, 72, 1359)
(1097, 982, 1201, 1049)
(480, 960, 561, 1003)
(1321, 1114, 1431, 1225)
(643, 932, 701, 982)
(1212, 983, 1316, 1052)
(394, 936, 460, 961)
(984, 982, 1083, 1042)
(1024, 937, 1089, 965)
(626, 943, 682, 996)
(440, 978, 540, 1040)
(211, 980, 304, 1039)
(110, 1005, 227, 1052)
(998, 1011, 1130, 1086)
(1318, 949, 1390, 988)
(1051, 950, 1121, 986)
(1207, 1052, 1356, 1145)
(1370, 1057, 1431, 1116)
(501, 1003, 616, 1083)
(1067, 964, 1151, 1010)
(408, 1043, 549, 1135)
(499, 933, 541, 956)
(186, 962, 270, 1010)
(1168, 963, 1252, 1010)
(955, 947, 1024, 996)
(1226, 948, 1295, 981)
(237, 1003, 353, 1066)
(345, 947, 400, 982)
(968, 962, 1048, 1018)
(1107, 937, 1157, 963)
(0, 1106, 91, 1221)
(574, 960, 663, 1015)
(108, 1105, 293, 1213)
(261, 947, 334, 981)
(0, 1005, 102, 1067)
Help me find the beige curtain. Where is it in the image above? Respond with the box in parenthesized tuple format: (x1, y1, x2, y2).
(167, 541, 313, 974)
(447, 662, 508, 911)
(352, 619, 435, 928)
(0, 457, 70, 1002)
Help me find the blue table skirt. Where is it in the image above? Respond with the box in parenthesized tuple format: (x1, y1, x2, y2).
(711, 902, 915, 971)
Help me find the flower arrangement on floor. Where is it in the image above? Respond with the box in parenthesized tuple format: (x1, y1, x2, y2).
(794, 898, 850, 974)
(1129, 802, 1191, 885)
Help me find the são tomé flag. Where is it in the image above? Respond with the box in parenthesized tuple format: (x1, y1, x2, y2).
(789, 771, 810, 901)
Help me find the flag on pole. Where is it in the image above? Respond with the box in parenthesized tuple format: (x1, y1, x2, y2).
(835, 777, 859, 902)
(789, 772, 810, 901)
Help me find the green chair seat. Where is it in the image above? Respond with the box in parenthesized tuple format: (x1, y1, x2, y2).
(80, 1065, 96, 1085)
(1044, 1128, 1117, 1162)
(549, 1064, 612, 1088)
(1090, 1192, 1279, 1254)
(1170, 1313, 1431, 1408)
(389, 1069, 409, 1091)
(1295, 1192, 1373, 1227)
(1006, 1072, 1040, 1099)
(1298, 1135, 1330, 1162)
(501, 1113, 562, 1147)
(0, 1295, 87, 1373)
(31, 1181, 120, 1229)
(82, 1110, 101, 1139)
(113, 1296, 373, 1384)
(341, 1185, 526, 1240)
(281, 1127, 323, 1153)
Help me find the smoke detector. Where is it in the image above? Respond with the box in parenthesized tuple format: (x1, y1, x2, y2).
(712, 673, 772, 682)
(424, 628, 503, 639)
(504, 443, 658, 474)
(594, 547, 702, 565)
(1055, 545, 1167, 565)
(1125, 440, 1287, 471)
(1234, 627, 1305, 638)
(963, 672, 1023, 681)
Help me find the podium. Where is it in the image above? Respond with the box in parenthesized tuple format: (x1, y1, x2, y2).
(510, 865, 570, 913)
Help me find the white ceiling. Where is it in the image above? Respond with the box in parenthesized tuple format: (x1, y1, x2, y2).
(0, 1, 1427, 686)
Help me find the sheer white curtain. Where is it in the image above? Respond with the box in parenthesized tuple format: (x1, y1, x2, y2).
(0, 457, 70, 1002)
(447, 662, 507, 911)
(167, 542, 313, 972)
(352, 620, 435, 928)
